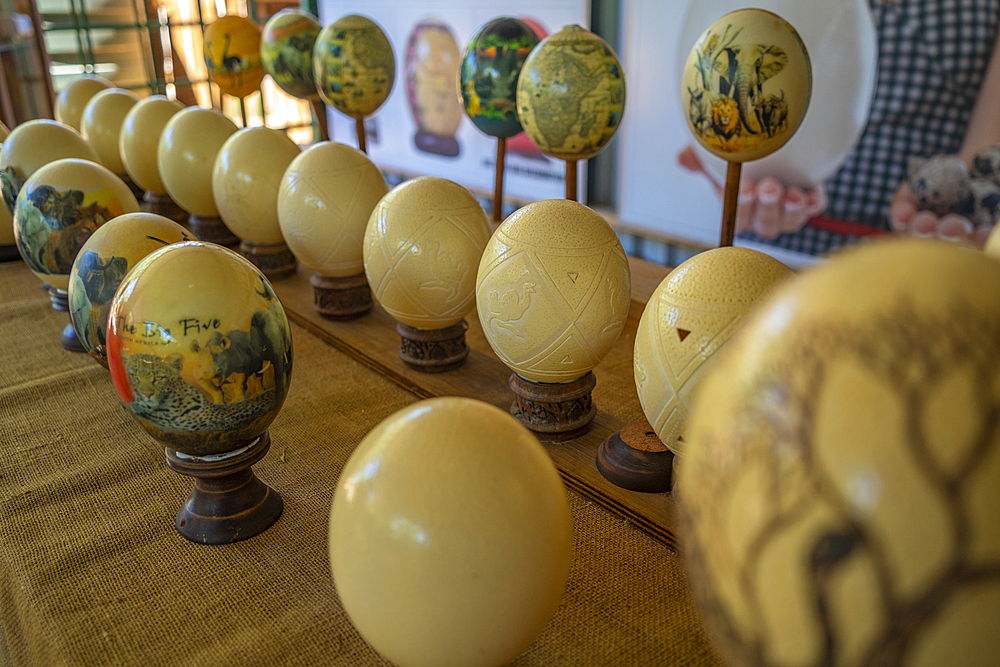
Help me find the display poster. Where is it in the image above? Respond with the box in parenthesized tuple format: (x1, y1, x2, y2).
(316, 0, 591, 203)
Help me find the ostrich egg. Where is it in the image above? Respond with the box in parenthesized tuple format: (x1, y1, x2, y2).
(680, 239, 1000, 667)
(12, 158, 139, 291)
(203, 16, 266, 98)
(55, 75, 113, 131)
(261, 9, 322, 101)
(120, 96, 184, 194)
(330, 397, 573, 667)
(211, 127, 300, 245)
(80, 88, 139, 175)
(0, 120, 8, 142)
(0, 119, 101, 212)
(69, 213, 191, 366)
(634, 247, 792, 455)
(277, 141, 387, 277)
(460, 17, 540, 139)
(157, 108, 238, 218)
(405, 20, 462, 140)
(515, 25, 625, 161)
(476, 199, 630, 384)
(363, 177, 490, 329)
(106, 242, 293, 456)
(0, 137, 11, 246)
(313, 15, 395, 118)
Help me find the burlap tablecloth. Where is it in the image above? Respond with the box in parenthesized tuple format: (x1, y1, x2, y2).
(0, 261, 721, 666)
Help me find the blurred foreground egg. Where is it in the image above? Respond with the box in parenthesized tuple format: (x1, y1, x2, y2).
(405, 20, 461, 155)
(476, 199, 630, 383)
(364, 177, 490, 329)
(1, 119, 101, 211)
(55, 75, 113, 131)
(158, 108, 238, 217)
(261, 9, 322, 101)
(634, 247, 792, 454)
(120, 96, 184, 194)
(330, 397, 573, 667)
(80, 88, 139, 175)
(69, 213, 191, 366)
(680, 239, 1000, 666)
(106, 242, 293, 456)
(203, 16, 266, 98)
(314, 15, 395, 118)
(0, 120, 8, 142)
(13, 158, 139, 290)
(278, 141, 387, 277)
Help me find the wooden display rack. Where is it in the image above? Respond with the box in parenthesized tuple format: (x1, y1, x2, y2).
(273, 256, 680, 549)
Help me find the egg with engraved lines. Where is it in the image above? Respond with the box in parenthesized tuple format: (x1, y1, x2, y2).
(55, 75, 112, 131)
(278, 141, 387, 278)
(106, 241, 293, 456)
(476, 199, 630, 384)
(80, 88, 139, 175)
(363, 177, 490, 329)
(634, 247, 792, 455)
(330, 397, 573, 667)
(120, 96, 185, 195)
(680, 240, 1000, 667)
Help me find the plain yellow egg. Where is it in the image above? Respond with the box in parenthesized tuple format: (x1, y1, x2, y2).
(157, 108, 238, 218)
(119, 96, 184, 194)
(80, 88, 139, 175)
(54, 75, 113, 131)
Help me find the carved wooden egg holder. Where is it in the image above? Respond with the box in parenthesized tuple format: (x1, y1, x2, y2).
(49, 287, 86, 352)
(596, 419, 675, 493)
(239, 241, 297, 279)
(509, 371, 597, 441)
(188, 215, 240, 248)
(310, 272, 373, 321)
(396, 320, 469, 373)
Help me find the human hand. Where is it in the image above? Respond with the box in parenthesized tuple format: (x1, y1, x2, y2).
(888, 183, 989, 247)
(677, 144, 827, 239)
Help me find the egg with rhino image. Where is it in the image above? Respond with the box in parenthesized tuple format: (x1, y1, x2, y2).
(106, 241, 293, 456)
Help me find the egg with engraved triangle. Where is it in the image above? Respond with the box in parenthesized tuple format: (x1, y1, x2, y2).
(633, 247, 792, 455)
(476, 199, 630, 384)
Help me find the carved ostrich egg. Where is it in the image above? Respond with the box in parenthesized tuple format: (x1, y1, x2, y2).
(278, 141, 387, 278)
(212, 127, 300, 246)
(157, 108, 238, 218)
(330, 397, 572, 667)
(80, 88, 139, 175)
(634, 247, 792, 455)
(363, 177, 490, 329)
(55, 75, 113, 131)
(680, 239, 1000, 667)
(476, 199, 630, 384)
(120, 96, 185, 195)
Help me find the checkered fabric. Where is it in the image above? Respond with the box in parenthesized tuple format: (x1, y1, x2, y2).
(741, 0, 1000, 255)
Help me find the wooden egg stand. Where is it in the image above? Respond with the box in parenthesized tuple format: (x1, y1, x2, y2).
(597, 8, 813, 492)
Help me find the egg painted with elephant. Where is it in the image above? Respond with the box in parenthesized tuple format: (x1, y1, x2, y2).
(106, 242, 293, 456)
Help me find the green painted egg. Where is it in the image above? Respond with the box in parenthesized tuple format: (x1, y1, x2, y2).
(261, 9, 322, 101)
(313, 15, 395, 118)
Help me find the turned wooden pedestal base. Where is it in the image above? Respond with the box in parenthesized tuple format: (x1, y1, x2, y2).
(239, 241, 296, 279)
(122, 174, 146, 204)
(396, 320, 468, 373)
(509, 371, 597, 441)
(596, 419, 675, 493)
(49, 288, 86, 352)
(142, 191, 190, 229)
(189, 215, 239, 248)
(310, 272, 373, 320)
(165, 431, 283, 545)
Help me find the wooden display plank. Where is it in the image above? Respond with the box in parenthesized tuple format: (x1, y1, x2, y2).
(273, 257, 679, 549)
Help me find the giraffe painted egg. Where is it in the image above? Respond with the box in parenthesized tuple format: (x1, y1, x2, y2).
(203, 16, 266, 99)
(261, 9, 322, 101)
(55, 75, 113, 131)
(278, 141, 388, 278)
(107, 241, 293, 456)
(634, 247, 792, 455)
(80, 88, 139, 176)
(476, 199, 630, 384)
(120, 96, 185, 195)
(680, 240, 1000, 667)
(364, 177, 490, 329)
(313, 15, 395, 118)
(68, 213, 192, 366)
(12, 158, 140, 291)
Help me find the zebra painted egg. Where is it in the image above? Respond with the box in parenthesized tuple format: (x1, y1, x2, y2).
(80, 88, 139, 176)
(681, 239, 1000, 667)
(13, 158, 139, 290)
(68, 212, 192, 366)
(476, 199, 630, 384)
(55, 75, 113, 131)
(106, 241, 293, 456)
(313, 15, 395, 118)
(634, 247, 792, 455)
(363, 177, 490, 329)
(204, 15, 266, 99)
(120, 96, 185, 195)
(261, 9, 322, 101)
(158, 107, 238, 218)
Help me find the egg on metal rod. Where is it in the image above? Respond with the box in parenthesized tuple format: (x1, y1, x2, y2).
(260, 9, 322, 101)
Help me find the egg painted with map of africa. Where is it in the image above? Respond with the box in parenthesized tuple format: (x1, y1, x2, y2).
(314, 15, 395, 118)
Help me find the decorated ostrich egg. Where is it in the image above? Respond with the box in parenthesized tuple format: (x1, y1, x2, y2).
(681, 8, 812, 164)
(12, 158, 139, 291)
(69, 213, 191, 366)
(80, 88, 140, 176)
(211, 127, 300, 245)
(515, 25, 625, 160)
(330, 397, 572, 667)
(157, 108, 238, 218)
(364, 177, 490, 329)
(680, 239, 1000, 667)
(405, 20, 462, 156)
(55, 75, 113, 131)
(477, 199, 630, 384)
(313, 15, 395, 118)
(277, 141, 387, 277)
(460, 17, 540, 139)
(261, 9, 322, 101)
(634, 247, 792, 455)
(203, 16, 266, 98)
(0, 119, 101, 212)
(106, 241, 293, 456)
(120, 96, 185, 195)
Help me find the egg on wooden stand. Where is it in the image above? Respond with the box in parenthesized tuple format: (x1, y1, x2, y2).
(80, 88, 141, 199)
(119, 96, 186, 224)
(54, 75, 113, 131)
